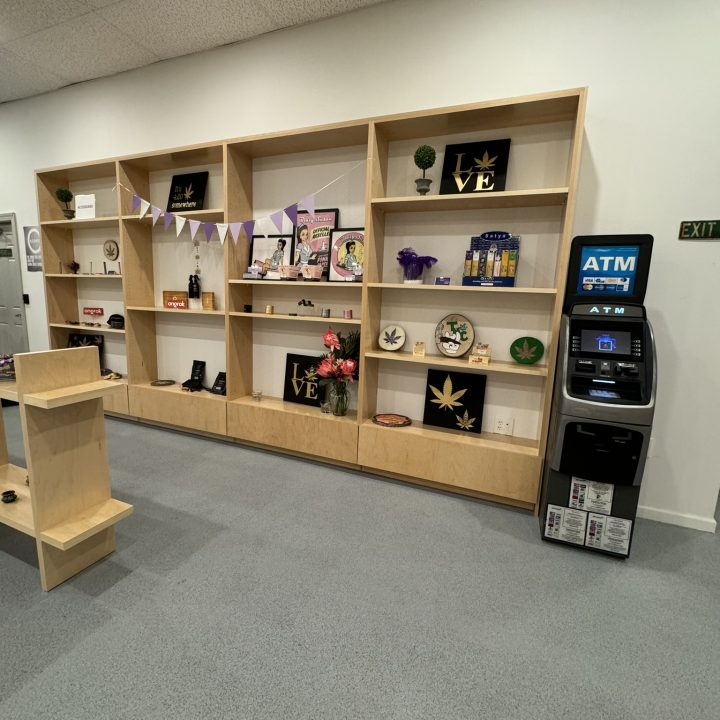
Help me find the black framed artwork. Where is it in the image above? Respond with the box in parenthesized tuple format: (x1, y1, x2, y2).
(295, 209, 339, 276)
(422, 369, 486, 434)
(166, 171, 209, 212)
(439, 139, 511, 195)
(67, 333, 104, 369)
(249, 234, 294, 272)
(329, 228, 364, 282)
(283, 353, 321, 407)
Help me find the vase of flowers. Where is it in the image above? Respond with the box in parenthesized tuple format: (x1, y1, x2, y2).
(397, 247, 438, 284)
(316, 327, 360, 416)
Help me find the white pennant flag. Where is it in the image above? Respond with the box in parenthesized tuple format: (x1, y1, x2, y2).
(216, 223, 229, 245)
(175, 216, 187, 237)
(139, 199, 151, 219)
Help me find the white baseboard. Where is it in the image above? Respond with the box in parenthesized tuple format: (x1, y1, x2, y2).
(637, 505, 717, 533)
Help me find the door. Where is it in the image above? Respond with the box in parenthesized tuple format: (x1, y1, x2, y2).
(0, 213, 29, 355)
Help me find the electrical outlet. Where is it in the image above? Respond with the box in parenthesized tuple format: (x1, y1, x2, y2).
(494, 416, 514, 435)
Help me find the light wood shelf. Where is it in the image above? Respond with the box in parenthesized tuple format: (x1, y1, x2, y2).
(364, 350, 549, 377)
(130, 381, 227, 402)
(45, 273, 123, 279)
(0, 381, 18, 402)
(228, 311, 361, 325)
(40, 498, 133, 550)
(229, 279, 363, 289)
(229, 394, 357, 424)
(367, 282, 556, 295)
(0, 464, 33, 537)
(49, 322, 126, 334)
(126, 306, 225, 316)
(121, 208, 225, 223)
(40, 216, 120, 229)
(23, 379, 122, 410)
(372, 188, 569, 213)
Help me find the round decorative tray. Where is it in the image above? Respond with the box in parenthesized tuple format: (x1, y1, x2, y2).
(372, 413, 412, 427)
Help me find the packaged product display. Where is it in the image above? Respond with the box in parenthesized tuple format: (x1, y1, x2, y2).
(462, 231, 520, 287)
(182, 360, 206, 392)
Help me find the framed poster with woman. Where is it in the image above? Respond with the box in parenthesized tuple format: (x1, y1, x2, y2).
(249, 234, 294, 273)
(329, 229, 364, 282)
(294, 209, 338, 277)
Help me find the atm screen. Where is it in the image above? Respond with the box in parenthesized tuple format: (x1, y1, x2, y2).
(581, 329, 631, 355)
(577, 245, 639, 296)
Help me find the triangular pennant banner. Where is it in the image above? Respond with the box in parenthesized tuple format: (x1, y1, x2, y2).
(132, 194, 141, 212)
(151, 206, 162, 226)
(284, 204, 298, 227)
(242, 220, 255, 240)
(139, 199, 150, 219)
(229, 223, 242, 245)
(189, 220, 201, 240)
(299, 194, 315, 215)
(175, 216, 187, 237)
(163, 212, 175, 231)
(270, 210, 285, 233)
(203, 222, 215, 243)
(216, 223, 229, 245)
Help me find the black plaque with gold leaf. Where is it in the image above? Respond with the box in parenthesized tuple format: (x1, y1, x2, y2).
(439, 139, 511, 195)
(283, 353, 321, 408)
(68, 333, 104, 369)
(422, 369, 486, 434)
(166, 172, 209, 212)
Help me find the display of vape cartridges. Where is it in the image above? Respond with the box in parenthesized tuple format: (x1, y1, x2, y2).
(463, 231, 520, 287)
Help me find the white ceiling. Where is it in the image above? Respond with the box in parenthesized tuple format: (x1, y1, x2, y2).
(0, 0, 387, 104)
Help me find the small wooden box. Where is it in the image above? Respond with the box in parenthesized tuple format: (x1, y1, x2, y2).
(201, 292, 215, 310)
(163, 291, 188, 310)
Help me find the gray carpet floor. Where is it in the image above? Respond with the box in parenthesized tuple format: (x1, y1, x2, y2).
(0, 404, 718, 720)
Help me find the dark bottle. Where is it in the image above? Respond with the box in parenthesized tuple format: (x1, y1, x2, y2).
(188, 274, 201, 299)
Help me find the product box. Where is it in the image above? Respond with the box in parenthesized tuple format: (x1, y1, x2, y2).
(75, 194, 96, 219)
(463, 231, 520, 287)
(163, 290, 188, 310)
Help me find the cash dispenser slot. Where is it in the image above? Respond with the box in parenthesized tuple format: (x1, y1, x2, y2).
(559, 422, 644, 485)
(569, 376, 642, 402)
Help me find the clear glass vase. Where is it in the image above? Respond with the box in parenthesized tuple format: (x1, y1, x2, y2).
(329, 381, 349, 416)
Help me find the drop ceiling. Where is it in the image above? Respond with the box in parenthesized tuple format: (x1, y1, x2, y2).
(0, 0, 387, 104)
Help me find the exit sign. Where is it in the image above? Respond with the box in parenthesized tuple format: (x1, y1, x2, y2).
(679, 220, 720, 239)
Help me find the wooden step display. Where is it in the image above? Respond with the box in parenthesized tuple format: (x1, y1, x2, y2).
(35, 88, 587, 511)
(0, 346, 133, 591)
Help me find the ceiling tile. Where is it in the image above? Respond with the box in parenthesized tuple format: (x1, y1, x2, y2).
(5, 13, 159, 86)
(0, 47, 66, 103)
(97, 0, 278, 60)
(0, 0, 96, 43)
(259, 0, 387, 27)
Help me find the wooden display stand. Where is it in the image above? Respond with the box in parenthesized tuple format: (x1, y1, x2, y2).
(35, 88, 587, 512)
(0, 347, 132, 591)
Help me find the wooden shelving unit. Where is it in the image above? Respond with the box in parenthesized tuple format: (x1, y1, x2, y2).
(0, 347, 132, 590)
(35, 88, 587, 511)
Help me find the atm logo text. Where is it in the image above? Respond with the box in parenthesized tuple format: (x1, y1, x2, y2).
(582, 255, 636, 272)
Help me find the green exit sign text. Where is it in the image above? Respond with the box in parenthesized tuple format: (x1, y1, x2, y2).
(679, 220, 720, 239)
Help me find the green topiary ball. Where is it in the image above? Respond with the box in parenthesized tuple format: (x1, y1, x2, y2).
(413, 145, 436, 175)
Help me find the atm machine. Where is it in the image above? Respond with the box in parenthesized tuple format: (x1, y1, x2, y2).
(540, 235, 656, 558)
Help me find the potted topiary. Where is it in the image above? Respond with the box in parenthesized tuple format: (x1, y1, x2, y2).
(55, 188, 75, 219)
(413, 144, 436, 195)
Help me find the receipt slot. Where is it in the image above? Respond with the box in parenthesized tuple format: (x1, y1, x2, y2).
(540, 235, 655, 558)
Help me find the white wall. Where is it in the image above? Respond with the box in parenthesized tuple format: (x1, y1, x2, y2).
(1, 0, 717, 531)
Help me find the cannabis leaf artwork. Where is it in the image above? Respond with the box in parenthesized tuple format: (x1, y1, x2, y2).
(510, 336, 545, 365)
(423, 369, 486, 435)
(429, 374, 467, 411)
(455, 409, 476, 431)
(384, 328, 401, 346)
(474, 151, 497, 171)
(183, 184, 194, 201)
(378, 324, 406, 351)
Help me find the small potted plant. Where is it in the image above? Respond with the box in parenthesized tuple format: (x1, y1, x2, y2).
(397, 247, 437, 284)
(413, 144, 436, 195)
(55, 188, 75, 219)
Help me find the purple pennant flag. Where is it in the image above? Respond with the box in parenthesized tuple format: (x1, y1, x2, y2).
(203, 223, 215, 243)
(131, 194, 141, 212)
(242, 220, 255, 241)
(229, 223, 242, 245)
(299, 193, 315, 215)
(151, 206, 162, 226)
(284, 204, 298, 227)
(270, 210, 284, 233)
(188, 220, 201, 240)
(163, 212, 175, 231)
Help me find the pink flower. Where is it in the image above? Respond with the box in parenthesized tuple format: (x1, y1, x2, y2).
(316, 358, 336, 378)
(322, 328, 340, 351)
(339, 358, 357, 378)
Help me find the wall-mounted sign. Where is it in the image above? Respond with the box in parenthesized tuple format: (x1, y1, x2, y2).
(678, 220, 720, 240)
(24, 226, 42, 272)
(83, 307, 104, 316)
